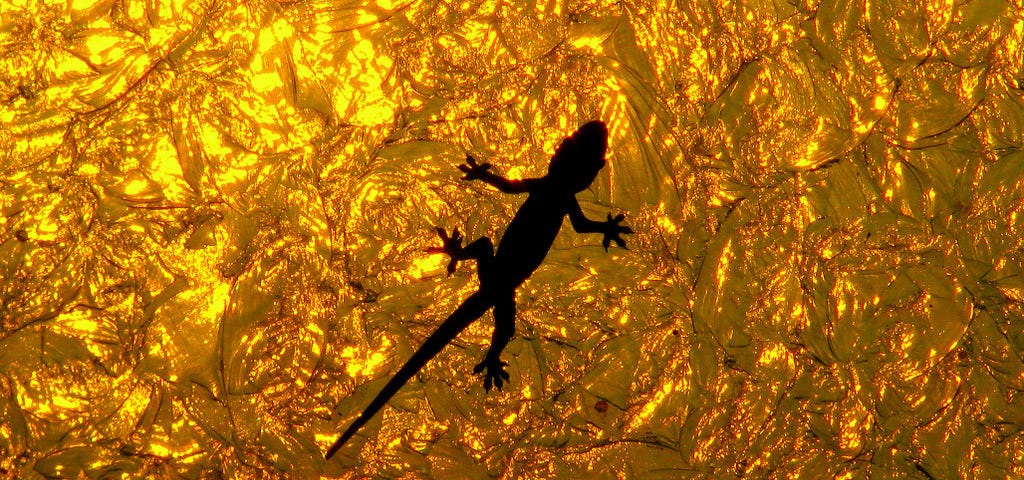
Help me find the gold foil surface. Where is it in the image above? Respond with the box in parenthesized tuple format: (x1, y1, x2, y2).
(1, 0, 1023, 477)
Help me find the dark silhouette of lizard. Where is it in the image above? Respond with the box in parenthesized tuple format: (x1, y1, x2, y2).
(325, 120, 632, 459)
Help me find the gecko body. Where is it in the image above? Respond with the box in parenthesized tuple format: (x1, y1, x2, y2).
(325, 120, 631, 459)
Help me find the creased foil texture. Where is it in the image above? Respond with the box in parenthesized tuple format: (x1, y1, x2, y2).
(1, 0, 1023, 478)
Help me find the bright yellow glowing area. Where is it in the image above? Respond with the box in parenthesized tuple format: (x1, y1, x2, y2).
(69, 0, 104, 10)
(354, 101, 396, 125)
(203, 282, 232, 321)
(149, 443, 173, 457)
(520, 384, 533, 400)
(716, 239, 732, 290)
(250, 72, 280, 94)
(407, 254, 446, 279)
(757, 343, 789, 367)
(82, 33, 125, 64)
(1, 0, 1018, 477)
(62, 311, 100, 333)
(874, 95, 887, 110)
(123, 177, 150, 196)
(572, 35, 605, 53)
(342, 342, 393, 379)
(78, 162, 99, 176)
(629, 379, 678, 430)
(505, 165, 527, 180)
(51, 394, 84, 410)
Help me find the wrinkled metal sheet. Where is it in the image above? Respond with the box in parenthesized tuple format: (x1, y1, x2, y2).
(1, 0, 1023, 477)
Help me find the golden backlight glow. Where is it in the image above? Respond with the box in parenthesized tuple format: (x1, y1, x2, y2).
(2, 0, 1024, 477)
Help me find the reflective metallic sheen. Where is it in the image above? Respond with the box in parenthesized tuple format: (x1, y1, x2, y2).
(2, 0, 1022, 477)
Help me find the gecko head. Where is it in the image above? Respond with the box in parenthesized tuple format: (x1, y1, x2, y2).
(547, 120, 608, 192)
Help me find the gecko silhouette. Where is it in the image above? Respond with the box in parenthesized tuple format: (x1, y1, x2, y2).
(325, 120, 632, 459)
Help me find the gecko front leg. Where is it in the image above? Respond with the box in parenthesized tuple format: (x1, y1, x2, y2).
(424, 227, 465, 276)
(426, 227, 496, 276)
(567, 201, 634, 251)
(459, 155, 539, 194)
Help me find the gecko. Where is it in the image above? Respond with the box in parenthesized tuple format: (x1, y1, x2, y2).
(325, 120, 632, 459)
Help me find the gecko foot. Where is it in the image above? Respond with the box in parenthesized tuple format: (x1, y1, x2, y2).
(601, 213, 634, 251)
(473, 358, 510, 392)
(458, 154, 492, 181)
(424, 227, 463, 275)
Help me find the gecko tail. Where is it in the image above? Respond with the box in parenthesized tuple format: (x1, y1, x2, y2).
(325, 415, 366, 459)
(325, 290, 492, 460)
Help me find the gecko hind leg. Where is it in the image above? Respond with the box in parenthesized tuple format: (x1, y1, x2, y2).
(473, 291, 514, 391)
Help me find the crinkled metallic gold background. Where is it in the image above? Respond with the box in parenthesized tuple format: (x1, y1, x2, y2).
(2, 0, 1023, 477)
